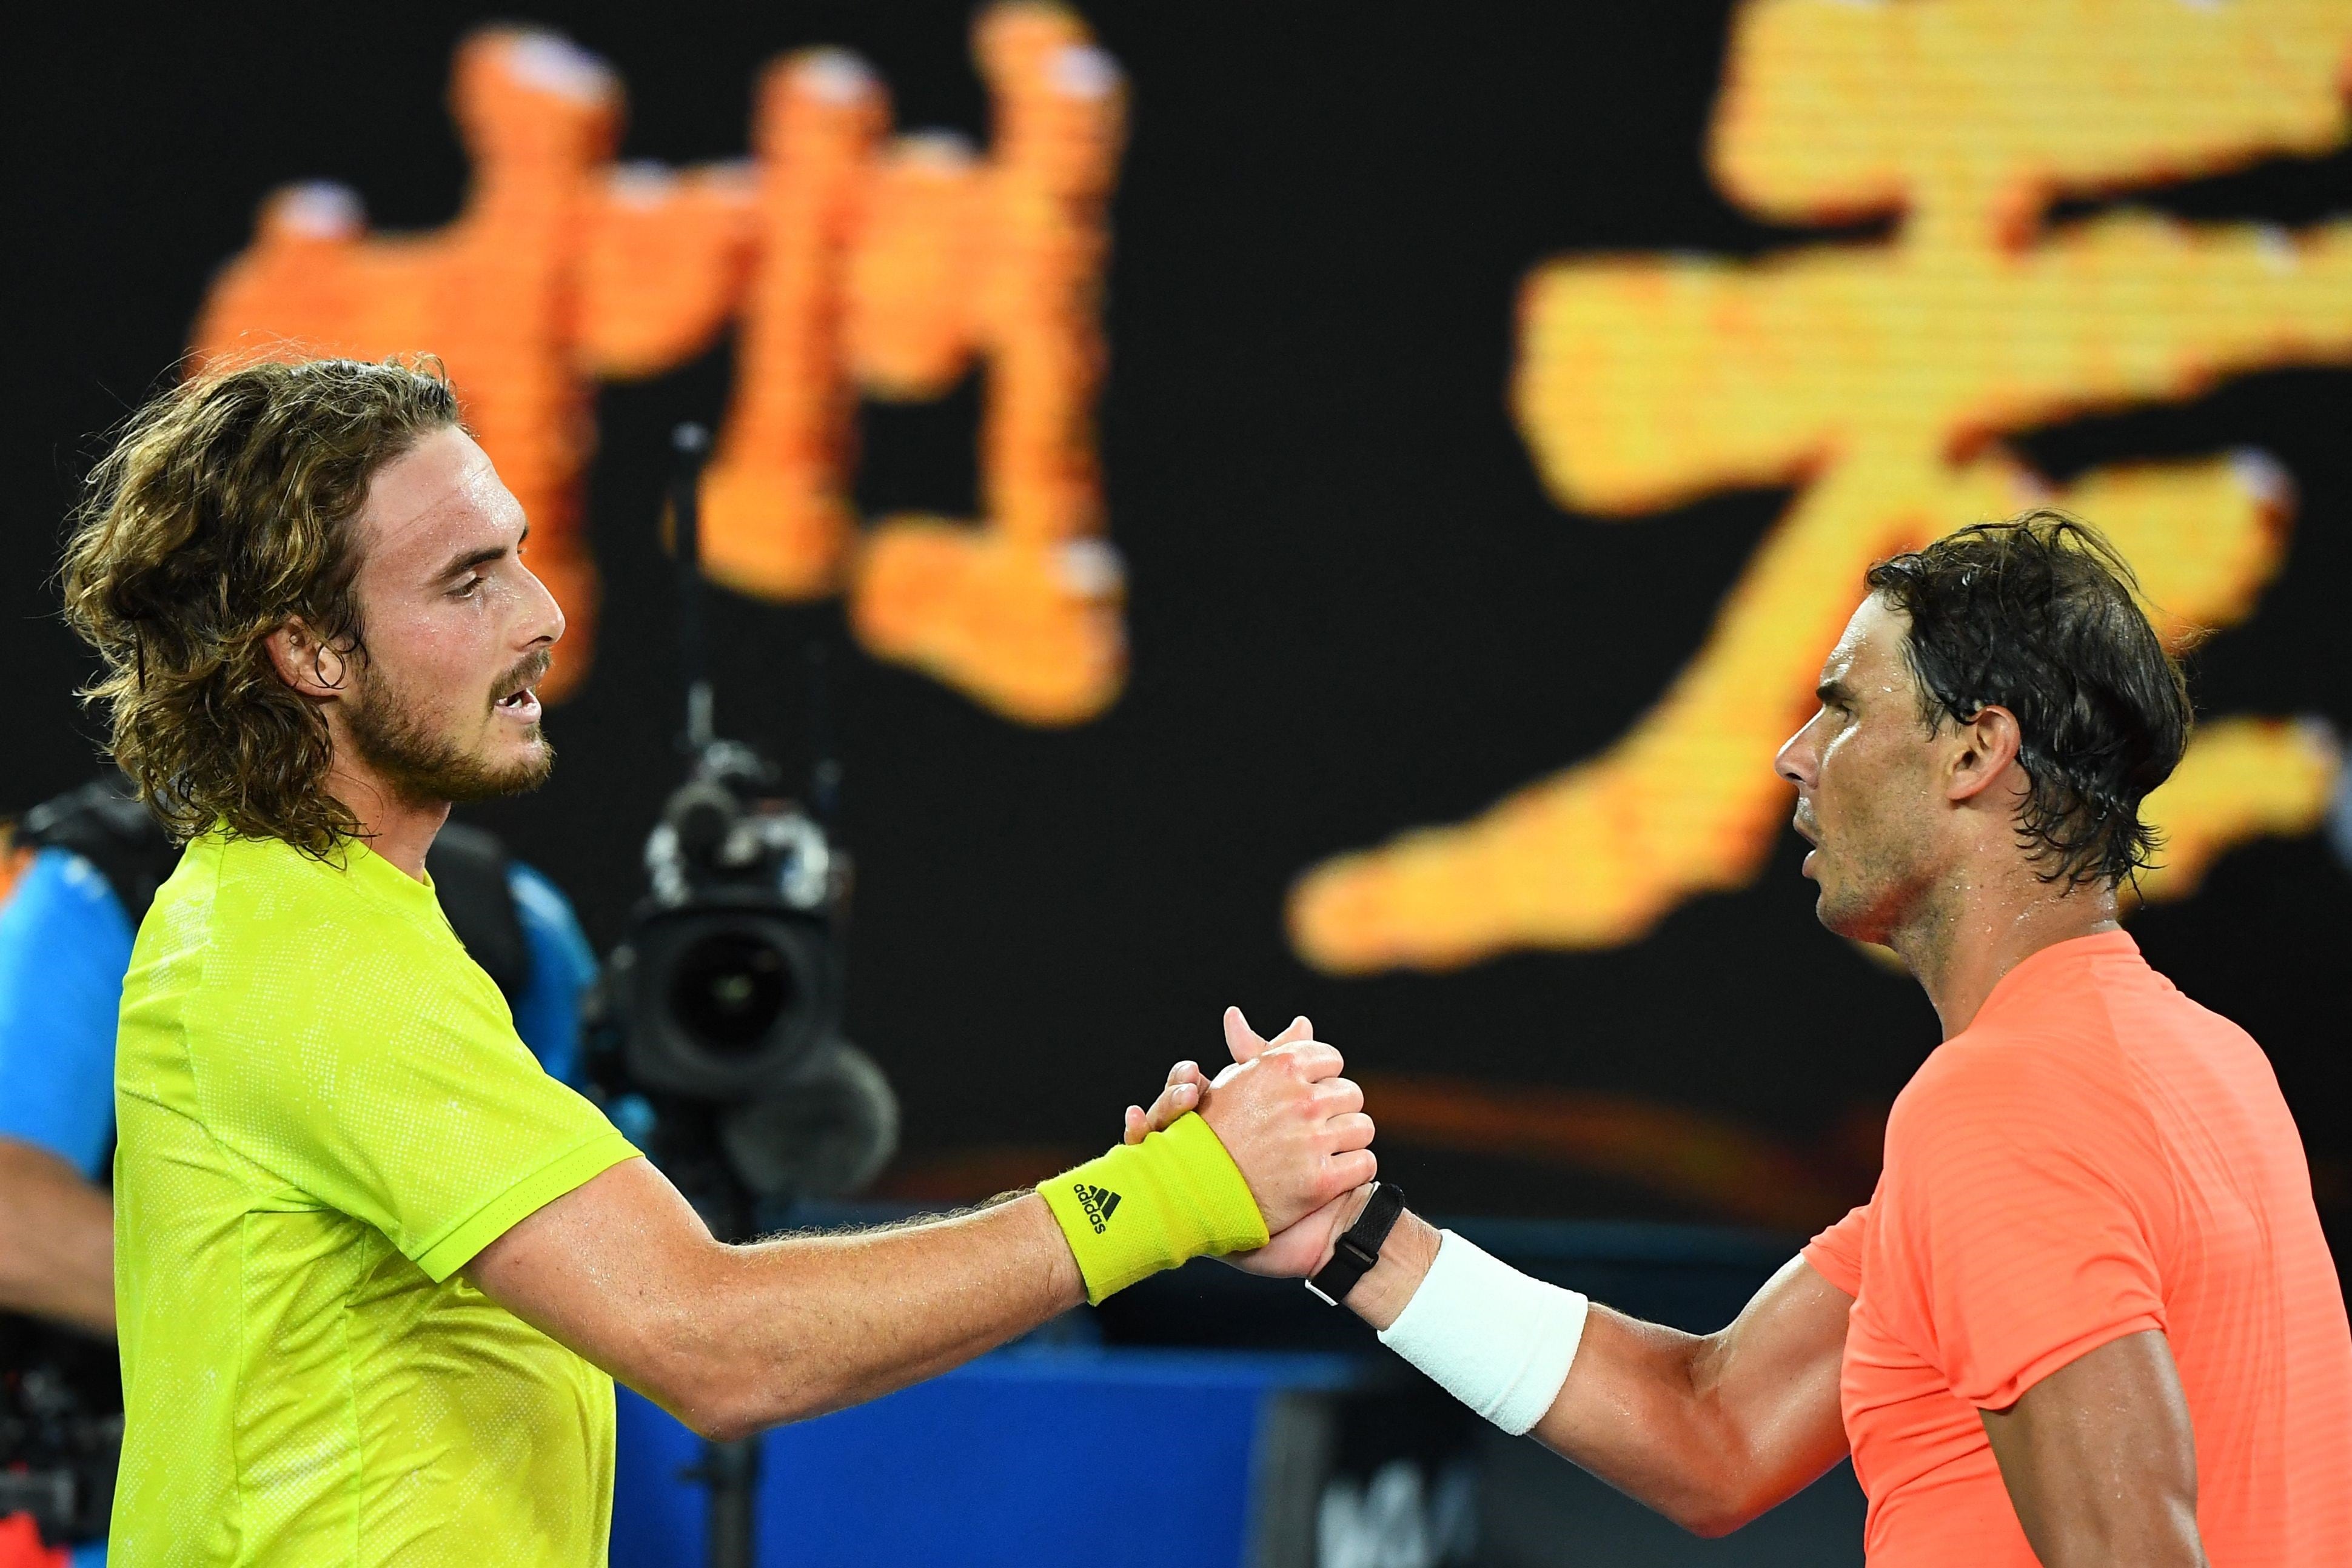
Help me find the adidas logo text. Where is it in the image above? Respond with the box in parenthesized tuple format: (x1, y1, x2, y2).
(1074, 1182, 1122, 1233)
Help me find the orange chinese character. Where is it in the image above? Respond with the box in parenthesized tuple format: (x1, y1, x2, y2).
(191, 5, 1124, 722)
(699, 8, 1126, 724)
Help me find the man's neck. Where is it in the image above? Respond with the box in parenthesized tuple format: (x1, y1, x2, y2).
(323, 760, 449, 882)
(1888, 865, 2121, 1039)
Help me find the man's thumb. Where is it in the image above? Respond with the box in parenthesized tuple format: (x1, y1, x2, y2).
(1223, 1005, 1272, 1062)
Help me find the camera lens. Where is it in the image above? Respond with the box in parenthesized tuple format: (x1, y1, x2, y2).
(619, 906, 837, 1096)
(669, 930, 796, 1052)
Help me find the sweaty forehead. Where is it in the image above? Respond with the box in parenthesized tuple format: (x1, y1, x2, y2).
(353, 428, 518, 571)
(1823, 594, 1912, 691)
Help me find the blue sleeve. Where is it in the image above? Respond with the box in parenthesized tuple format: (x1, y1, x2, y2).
(0, 848, 135, 1178)
(506, 861, 598, 1088)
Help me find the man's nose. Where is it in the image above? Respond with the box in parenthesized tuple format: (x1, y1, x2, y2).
(1774, 722, 1815, 789)
(518, 559, 565, 648)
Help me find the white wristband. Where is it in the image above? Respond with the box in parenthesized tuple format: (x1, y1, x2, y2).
(1375, 1229, 1589, 1436)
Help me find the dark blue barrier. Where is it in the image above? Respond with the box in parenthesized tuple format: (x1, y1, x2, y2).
(612, 1347, 1364, 1567)
(610, 1218, 1866, 1566)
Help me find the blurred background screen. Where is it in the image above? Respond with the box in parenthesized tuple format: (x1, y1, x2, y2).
(4, 3, 2348, 1561)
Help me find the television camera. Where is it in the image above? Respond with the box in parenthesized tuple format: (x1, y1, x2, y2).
(581, 421, 902, 1568)
(586, 736, 897, 1241)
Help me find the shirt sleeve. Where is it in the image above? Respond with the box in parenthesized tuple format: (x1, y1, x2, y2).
(186, 913, 637, 1281)
(0, 850, 134, 1176)
(505, 860, 597, 1088)
(1801, 1201, 1869, 1298)
(1873, 1040, 2167, 1410)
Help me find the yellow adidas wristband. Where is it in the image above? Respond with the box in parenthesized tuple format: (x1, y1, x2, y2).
(1039, 1112, 1270, 1304)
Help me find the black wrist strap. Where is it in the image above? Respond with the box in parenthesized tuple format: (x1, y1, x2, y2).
(1305, 1182, 1407, 1305)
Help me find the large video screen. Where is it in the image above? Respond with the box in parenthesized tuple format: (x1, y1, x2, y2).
(9, 0, 2347, 1247)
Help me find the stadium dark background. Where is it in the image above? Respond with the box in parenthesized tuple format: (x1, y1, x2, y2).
(7, 3, 2347, 1253)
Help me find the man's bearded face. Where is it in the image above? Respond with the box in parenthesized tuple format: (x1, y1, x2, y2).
(334, 426, 564, 810)
(344, 643, 555, 806)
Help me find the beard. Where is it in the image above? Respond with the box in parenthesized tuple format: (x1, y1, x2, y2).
(344, 665, 554, 808)
(1813, 820, 1940, 948)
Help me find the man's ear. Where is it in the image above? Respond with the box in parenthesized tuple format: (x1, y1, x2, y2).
(1946, 704, 2025, 804)
(264, 620, 349, 702)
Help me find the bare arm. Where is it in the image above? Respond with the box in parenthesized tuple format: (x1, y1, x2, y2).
(1138, 1019, 1849, 1537)
(470, 1038, 1372, 1442)
(1978, 1328, 2204, 1568)
(470, 1158, 1081, 1441)
(1346, 1224, 1852, 1536)
(0, 1136, 115, 1336)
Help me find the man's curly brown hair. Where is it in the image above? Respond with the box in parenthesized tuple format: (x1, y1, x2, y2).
(58, 356, 461, 855)
(1866, 511, 2193, 890)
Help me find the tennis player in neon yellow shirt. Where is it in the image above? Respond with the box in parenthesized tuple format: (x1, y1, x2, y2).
(65, 358, 1381, 1566)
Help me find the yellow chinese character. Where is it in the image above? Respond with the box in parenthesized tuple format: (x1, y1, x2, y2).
(1292, 0, 2352, 972)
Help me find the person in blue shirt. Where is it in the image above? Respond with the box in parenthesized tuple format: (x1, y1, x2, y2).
(0, 781, 599, 1564)
(0, 789, 598, 1331)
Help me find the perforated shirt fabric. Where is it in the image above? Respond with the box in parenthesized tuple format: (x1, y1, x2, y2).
(1803, 930, 2352, 1566)
(0, 846, 600, 1182)
(109, 831, 640, 1566)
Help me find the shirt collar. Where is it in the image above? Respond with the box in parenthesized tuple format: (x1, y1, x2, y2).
(1971, 926, 2141, 1030)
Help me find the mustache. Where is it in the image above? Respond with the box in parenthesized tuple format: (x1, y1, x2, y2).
(491, 651, 552, 703)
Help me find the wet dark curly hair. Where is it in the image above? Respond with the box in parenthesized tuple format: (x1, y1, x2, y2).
(1866, 511, 2192, 890)
(58, 356, 460, 854)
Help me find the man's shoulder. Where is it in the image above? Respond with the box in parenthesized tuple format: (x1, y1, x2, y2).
(154, 834, 484, 1027)
(203, 829, 348, 894)
(1886, 1009, 2145, 1177)
(179, 833, 401, 945)
(1899, 1019, 2107, 1109)
(138, 837, 525, 1104)
(1898, 937, 2251, 1134)
(137, 834, 301, 974)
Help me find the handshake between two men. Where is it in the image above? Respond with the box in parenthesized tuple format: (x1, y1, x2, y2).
(1103, 1007, 1596, 1450)
(474, 1000, 1586, 1476)
(1101, 1008, 1389, 1290)
(1042, 1006, 1381, 1301)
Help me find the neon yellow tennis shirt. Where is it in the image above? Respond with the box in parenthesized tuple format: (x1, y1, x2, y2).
(111, 830, 640, 1565)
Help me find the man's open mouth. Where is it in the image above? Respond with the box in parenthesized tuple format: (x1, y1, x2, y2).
(493, 654, 551, 720)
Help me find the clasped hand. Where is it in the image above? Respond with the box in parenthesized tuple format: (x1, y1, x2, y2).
(1122, 1008, 1378, 1279)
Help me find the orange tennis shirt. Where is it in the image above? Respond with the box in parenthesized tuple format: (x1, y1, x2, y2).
(1803, 930, 2351, 1566)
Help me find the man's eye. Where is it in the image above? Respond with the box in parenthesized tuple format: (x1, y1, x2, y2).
(453, 575, 484, 598)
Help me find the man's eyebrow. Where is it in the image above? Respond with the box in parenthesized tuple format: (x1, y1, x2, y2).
(1817, 676, 1854, 705)
(435, 522, 529, 581)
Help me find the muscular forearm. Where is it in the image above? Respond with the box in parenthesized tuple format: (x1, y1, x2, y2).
(0, 1137, 115, 1336)
(1527, 1309, 1814, 1535)
(474, 1162, 1084, 1442)
(1347, 1213, 1847, 1536)
(674, 1194, 1084, 1437)
(480, 1045, 1368, 1442)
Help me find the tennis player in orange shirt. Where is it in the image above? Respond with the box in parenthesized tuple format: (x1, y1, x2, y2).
(1144, 512, 2351, 1566)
